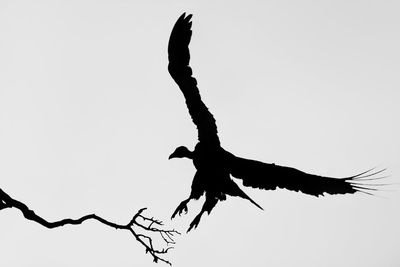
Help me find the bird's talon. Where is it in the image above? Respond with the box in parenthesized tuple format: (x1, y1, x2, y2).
(171, 201, 188, 219)
(187, 214, 201, 233)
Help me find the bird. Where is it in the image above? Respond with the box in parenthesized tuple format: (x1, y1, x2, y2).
(167, 13, 383, 232)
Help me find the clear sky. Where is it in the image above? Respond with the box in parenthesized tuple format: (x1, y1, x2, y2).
(0, 1, 399, 266)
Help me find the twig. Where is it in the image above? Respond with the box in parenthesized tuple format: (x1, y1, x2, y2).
(0, 188, 180, 265)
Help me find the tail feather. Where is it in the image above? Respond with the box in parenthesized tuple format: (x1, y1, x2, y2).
(243, 192, 264, 210)
(228, 180, 264, 210)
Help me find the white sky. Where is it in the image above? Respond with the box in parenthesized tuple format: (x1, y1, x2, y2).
(0, 1, 399, 266)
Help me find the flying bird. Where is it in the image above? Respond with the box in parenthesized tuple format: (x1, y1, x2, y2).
(168, 13, 382, 232)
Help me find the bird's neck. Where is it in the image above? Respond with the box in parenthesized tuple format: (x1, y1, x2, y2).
(184, 150, 194, 159)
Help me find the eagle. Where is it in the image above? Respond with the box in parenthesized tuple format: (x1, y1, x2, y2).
(167, 13, 382, 232)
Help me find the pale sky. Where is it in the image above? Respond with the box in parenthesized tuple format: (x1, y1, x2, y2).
(0, 1, 399, 266)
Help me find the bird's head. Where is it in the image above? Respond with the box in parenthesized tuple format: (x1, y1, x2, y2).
(168, 146, 193, 160)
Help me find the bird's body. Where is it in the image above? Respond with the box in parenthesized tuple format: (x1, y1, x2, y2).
(167, 13, 382, 232)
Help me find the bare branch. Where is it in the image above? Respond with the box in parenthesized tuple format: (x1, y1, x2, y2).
(0, 188, 180, 265)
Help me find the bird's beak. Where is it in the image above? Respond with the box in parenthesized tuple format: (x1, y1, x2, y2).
(168, 152, 176, 160)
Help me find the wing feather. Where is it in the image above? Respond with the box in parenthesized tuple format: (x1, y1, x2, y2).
(168, 13, 220, 145)
(227, 153, 382, 196)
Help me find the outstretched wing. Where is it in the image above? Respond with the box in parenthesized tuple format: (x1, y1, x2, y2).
(168, 13, 220, 145)
(227, 153, 383, 196)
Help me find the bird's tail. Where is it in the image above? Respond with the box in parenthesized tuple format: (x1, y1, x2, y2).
(242, 190, 264, 210)
(228, 180, 264, 210)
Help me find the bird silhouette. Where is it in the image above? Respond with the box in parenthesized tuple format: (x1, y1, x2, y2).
(168, 13, 383, 232)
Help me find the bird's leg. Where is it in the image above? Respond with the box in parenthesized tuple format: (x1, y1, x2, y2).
(171, 198, 190, 219)
(187, 195, 218, 232)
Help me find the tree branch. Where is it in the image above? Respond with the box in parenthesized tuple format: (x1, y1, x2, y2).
(0, 188, 180, 265)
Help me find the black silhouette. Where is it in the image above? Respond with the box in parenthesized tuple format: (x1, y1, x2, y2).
(168, 13, 383, 232)
(0, 188, 179, 265)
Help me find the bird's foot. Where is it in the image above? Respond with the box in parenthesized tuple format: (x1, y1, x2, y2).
(187, 213, 202, 233)
(171, 200, 188, 219)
